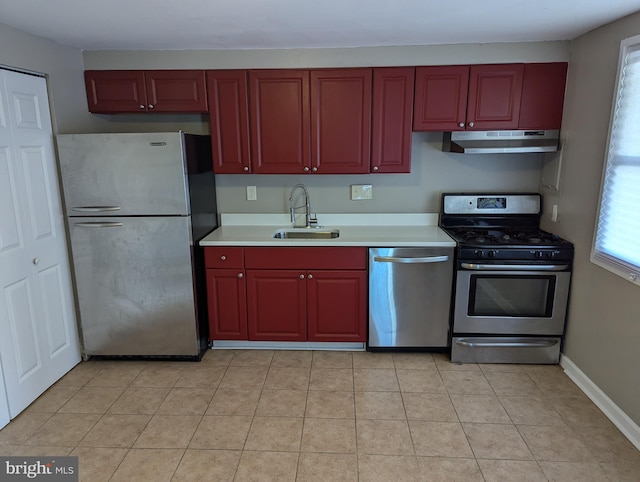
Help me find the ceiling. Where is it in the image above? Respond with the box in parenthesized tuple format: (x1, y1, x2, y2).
(1, 0, 639, 51)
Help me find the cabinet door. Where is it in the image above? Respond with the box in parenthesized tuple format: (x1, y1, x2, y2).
(310, 69, 372, 174)
(249, 70, 310, 174)
(371, 67, 414, 173)
(0, 360, 8, 429)
(144, 70, 208, 113)
(84, 70, 147, 113)
(519, 63, 568, 130)
(307, 271, 367, 342)
(206, 269, 247, 340)
(413, 66, 469, 131)
(467, 64, 524, 130)
(207, 70, 251, 173)
(247, 270, 307, 341)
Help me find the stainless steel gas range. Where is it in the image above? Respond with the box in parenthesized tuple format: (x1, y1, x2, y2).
(439, 193, 574, 364)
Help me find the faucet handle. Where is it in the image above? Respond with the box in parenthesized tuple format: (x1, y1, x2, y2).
(309, 213, 318, 226)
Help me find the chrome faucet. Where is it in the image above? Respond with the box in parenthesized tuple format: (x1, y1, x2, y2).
(288, 184, 318, 228)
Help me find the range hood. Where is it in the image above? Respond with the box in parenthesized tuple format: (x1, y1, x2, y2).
(442, 130, 559, 154)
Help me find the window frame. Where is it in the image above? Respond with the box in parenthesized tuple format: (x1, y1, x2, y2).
(591, 33, 640, 286)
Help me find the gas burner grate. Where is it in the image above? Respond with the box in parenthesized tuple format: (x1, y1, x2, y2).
(446, 227, 568, 248)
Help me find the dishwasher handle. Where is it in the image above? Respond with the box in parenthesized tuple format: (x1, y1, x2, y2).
(373, 255, 449, 264)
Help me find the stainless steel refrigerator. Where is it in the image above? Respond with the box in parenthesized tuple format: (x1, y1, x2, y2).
(56, 132, 217, 359)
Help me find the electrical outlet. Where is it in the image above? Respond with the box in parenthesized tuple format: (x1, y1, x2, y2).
(246, 185, 257, 201)
(351, 184, 373, 200)
(551, 204, 558, 222)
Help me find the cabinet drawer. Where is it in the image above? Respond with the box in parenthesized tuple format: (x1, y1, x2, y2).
(205, 247, 244, 269)
(245, 247, 367, 270)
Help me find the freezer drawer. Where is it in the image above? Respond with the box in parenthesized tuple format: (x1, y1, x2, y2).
(452, 337, 561, 364)
(69, 216, 200, 357)
(368, 247, 453, 348)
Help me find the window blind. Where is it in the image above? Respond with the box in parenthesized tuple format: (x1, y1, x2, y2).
(592, 35, 640, 285)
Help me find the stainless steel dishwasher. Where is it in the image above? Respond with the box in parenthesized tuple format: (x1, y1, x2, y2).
(368, 247, 454, 348)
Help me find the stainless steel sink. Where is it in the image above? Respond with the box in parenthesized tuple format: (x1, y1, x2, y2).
(272, 228, 340, 239)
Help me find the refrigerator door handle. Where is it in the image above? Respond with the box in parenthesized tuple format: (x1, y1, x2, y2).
(71, 206, 121, 212)
(73, 222, 124, 228)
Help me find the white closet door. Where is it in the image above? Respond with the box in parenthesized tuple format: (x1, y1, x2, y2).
(0, 358, 9, 429)
(0, 69, 81, 418)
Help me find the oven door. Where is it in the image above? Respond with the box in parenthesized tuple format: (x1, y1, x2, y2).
(453, 264, 571, 335)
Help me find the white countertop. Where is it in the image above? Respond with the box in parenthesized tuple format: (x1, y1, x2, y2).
(200, 213, 456, 247)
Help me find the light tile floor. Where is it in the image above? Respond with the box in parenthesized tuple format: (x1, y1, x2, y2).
(1, 350, 639, 481)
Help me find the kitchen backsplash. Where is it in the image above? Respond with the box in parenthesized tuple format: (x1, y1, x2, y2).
(213, 132, 544, 215)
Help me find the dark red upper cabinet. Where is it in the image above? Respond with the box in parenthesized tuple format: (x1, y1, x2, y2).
(85, 70, 207, 113)
(310, 69, 372, 174)
(85, 70, 147, 113)
(249, 70, 310, 174)
(467, 64, 524, 130)
(371, 67, 414, 173)
(413, 66, 469, 131)
(207, 70, 251, 174)
(144, 70, 208, 113)
(519, 63, 568, 130)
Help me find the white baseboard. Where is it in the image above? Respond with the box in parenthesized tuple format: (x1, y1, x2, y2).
(560, 355, 640, 450)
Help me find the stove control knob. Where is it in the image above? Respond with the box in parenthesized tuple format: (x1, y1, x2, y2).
(534, 251, 545, 259)
(487, 250, 497, 258)
(547, 251, 557, 259)
(474, 250, 484, 259)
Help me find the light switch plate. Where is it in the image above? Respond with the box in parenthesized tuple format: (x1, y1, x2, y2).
(246, 185, 257, 201)
(351, 184, 373, 200)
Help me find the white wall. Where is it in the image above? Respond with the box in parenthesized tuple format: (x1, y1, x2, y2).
(82, 42, 568, 70)
(210, 133, 543, 214)
(0, 22, 92, 133)
(541, 11, 640, 424)
(82, 41, 569, 214)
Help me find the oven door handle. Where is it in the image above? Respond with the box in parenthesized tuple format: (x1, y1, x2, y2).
(374, 255, 449, 264)
(460, 262, 569, 271)
(454, 339, 559, 348)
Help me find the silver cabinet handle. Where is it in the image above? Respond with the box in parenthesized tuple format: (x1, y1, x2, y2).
(299, 274, 305, 279)
(243, 166, 249, 172)
(32, 258, 39, 265)
(455, 339, 558, 348)
(148, 104, 154, 109)
(312, 167, 318, 172)
(139, 105, 145, 109)
(372, 166, 379, 171)
(220, 255, 226, 261)
(74, 222, 124, 228)
(303, 167, 310, 172)
(237, 273, 243, 278)
(308, 274, 313, 279)
(468, 121, 475, 127)
(374, 255, 449, 264)
(458, 122, 465, 128)
(460, 262, 569, 271)
(71, 206, 121, 212)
